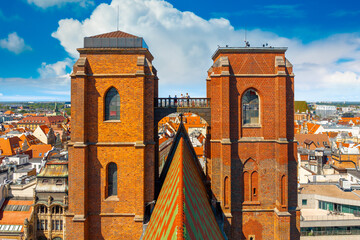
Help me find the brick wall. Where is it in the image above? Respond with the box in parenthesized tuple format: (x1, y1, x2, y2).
(66, 48, 157, 239)
(207, 48, 300, 240)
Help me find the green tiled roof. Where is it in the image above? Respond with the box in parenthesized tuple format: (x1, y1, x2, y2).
(294, 101, 309, 113)
(143, 124, 225, 240)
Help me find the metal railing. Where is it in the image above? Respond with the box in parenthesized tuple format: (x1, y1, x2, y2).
(302, 214, 360, 221)
(155, 98, 210, 108)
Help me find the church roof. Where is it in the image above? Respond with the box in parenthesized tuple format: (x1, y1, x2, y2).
(143, 122, 225, 240)
(89, 30, 138, 38)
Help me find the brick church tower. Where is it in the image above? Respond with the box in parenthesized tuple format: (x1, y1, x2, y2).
(207, 47, 300, 239)
(66, 31, 158, 239)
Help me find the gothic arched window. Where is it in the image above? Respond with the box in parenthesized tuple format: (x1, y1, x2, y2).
(251, 171, 259, 201)
(243, 171, 250, 201)
(224, 176, 230, 207)
(281, 175, 286, 205)
(242, 89, 259, 125)
(105, 87, 120, 121)
(243, 158, 259, 202)
(107, 162, 117, 196)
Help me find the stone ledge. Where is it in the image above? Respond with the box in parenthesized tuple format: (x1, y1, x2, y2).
(134, 215, 143, 222)
(221, 138, 232, 145)
(73, 215, 86, 222)
(242, 201, 261, 206)
(99, 213, 135, 217)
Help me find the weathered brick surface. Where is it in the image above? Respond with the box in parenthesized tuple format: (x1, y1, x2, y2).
(208, 49, 300, 240)
(67, 48, 157, 239)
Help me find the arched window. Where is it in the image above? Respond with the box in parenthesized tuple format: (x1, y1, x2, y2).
(224, 176, 230, 207)
(242, 89, 259, 125)
(243, 171, 250, 201)
(251, 171, 259, 201)
(281, 175, 286, 205)
(107, 163, 117, 196)
(243, 158, 259, 202)
(105, 87, 120, 121)
(37, 205, 47, 214)
(52, 205, 63, 214)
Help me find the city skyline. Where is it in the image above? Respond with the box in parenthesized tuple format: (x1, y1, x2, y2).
(1, 0, 360, 101)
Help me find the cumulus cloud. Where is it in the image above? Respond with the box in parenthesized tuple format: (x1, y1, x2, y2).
(27, 0, 94, 8)
(0, 32, 31, 54)
(51, 0, 360, 101)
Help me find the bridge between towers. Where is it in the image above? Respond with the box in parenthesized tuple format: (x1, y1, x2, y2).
(154, 98, 211, 125)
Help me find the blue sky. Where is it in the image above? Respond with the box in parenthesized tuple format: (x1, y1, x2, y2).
(0, 0, 360, 101)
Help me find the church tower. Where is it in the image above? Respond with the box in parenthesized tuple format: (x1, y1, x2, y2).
(207, 47, 300, 239)
(66, 31, 158, 239)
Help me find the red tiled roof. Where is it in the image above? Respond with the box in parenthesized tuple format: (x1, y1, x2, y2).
(0, 136, 21, 156)
(4, 110, 14, 115)
(39, 125, 50, 135)
(28, 144, 52, 158)
(90, 30, 138, 38)
(295, 133, 330, 148)
(18, 116, 66, 125)
(307, 122, 321, 134)
(0, 199, 33, 227)
(326, 132, 339, 139)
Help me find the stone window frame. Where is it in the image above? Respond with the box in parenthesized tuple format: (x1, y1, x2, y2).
(104, 87, 121, 122)
(241, 88, 261, 127)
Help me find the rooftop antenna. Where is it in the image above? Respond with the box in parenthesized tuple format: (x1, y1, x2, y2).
(244, 25, 250, 47)
(117, 5, 119, 31)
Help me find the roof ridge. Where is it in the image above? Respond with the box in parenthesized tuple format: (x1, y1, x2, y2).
(177, 138, 185, 239)
(89, 30, 138, 38)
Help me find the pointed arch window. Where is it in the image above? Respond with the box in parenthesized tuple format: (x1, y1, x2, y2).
(243, 171, 250, 201)
(242, 89, 259, 125)
(105, 87, 120, 121)
(243, 158, 259, 203)
(281, 175, 286, 205)
(224, 176, 230, 208)
(251, 171, 259, 201)
(107, 163, 117, 196)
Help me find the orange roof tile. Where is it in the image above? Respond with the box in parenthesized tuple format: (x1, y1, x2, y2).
(295, 133, 330, 149)
(4, 110, 14, 115)
(39, 125, 50, 135)
(18, 116, 65, 125)
(0, 136, 21, 156)
(0, 199, 33, 227)
(28, 144, 52, 158)
(306, 122, 321, 134)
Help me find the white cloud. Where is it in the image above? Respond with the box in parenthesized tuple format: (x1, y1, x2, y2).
(0, 59, 72, 101)
(0, 32, 31, 54)
(38, 58, 73, 86)
(51, 0, 360, 101)
(0, 95, 65, 101)
(27, 0, 94, 8)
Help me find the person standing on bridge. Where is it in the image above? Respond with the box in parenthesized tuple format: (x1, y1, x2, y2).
(186, 93, 190, 107)
(174, 95, 178, 107)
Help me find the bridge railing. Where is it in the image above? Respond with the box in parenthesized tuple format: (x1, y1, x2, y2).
(155, 98, 210, 108)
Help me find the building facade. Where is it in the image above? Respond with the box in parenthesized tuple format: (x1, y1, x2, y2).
(66, 31, 299, 239)
(66, 31, 158, 239)
(206, 48, 300, 239)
